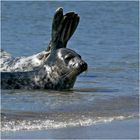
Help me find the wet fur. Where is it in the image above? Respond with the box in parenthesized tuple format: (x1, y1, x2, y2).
(1, 48, 87, 90)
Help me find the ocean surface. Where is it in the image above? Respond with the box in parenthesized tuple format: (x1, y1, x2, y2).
(1, 1, 139, 132)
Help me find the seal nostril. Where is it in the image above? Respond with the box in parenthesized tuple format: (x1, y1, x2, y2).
(81, 62, 87, 70)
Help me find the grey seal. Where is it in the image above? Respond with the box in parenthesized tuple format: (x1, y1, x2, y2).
(1, 8, 88, 90)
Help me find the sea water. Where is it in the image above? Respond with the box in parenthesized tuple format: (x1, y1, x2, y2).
(1, 1, 139, 131)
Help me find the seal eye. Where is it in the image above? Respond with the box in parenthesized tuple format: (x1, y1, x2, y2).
(65, 54, 73, 61)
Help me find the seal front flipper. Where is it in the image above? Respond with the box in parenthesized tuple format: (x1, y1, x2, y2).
(60, 13, 80, 48)
(62, 13, 80, 47)
(47, 8, 80, 51)
(51, 7, 63, 43)
(47, 7, 63, 51)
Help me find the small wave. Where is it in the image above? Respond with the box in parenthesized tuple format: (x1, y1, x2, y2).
(1, 114, 138, 132)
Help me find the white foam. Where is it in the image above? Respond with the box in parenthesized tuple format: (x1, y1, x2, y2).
(1, 114, 137, 132)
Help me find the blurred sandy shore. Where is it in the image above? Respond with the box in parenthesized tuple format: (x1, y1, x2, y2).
(2, 118, 139, 139)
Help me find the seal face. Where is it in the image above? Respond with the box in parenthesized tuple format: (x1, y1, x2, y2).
(56, 48, 87, 75)
(1, 8, 88, 90)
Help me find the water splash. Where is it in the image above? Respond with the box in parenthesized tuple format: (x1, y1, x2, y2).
(1, 114, 138, 132)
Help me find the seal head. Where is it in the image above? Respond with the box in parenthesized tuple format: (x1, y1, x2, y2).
(35, 48, 87, 89)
